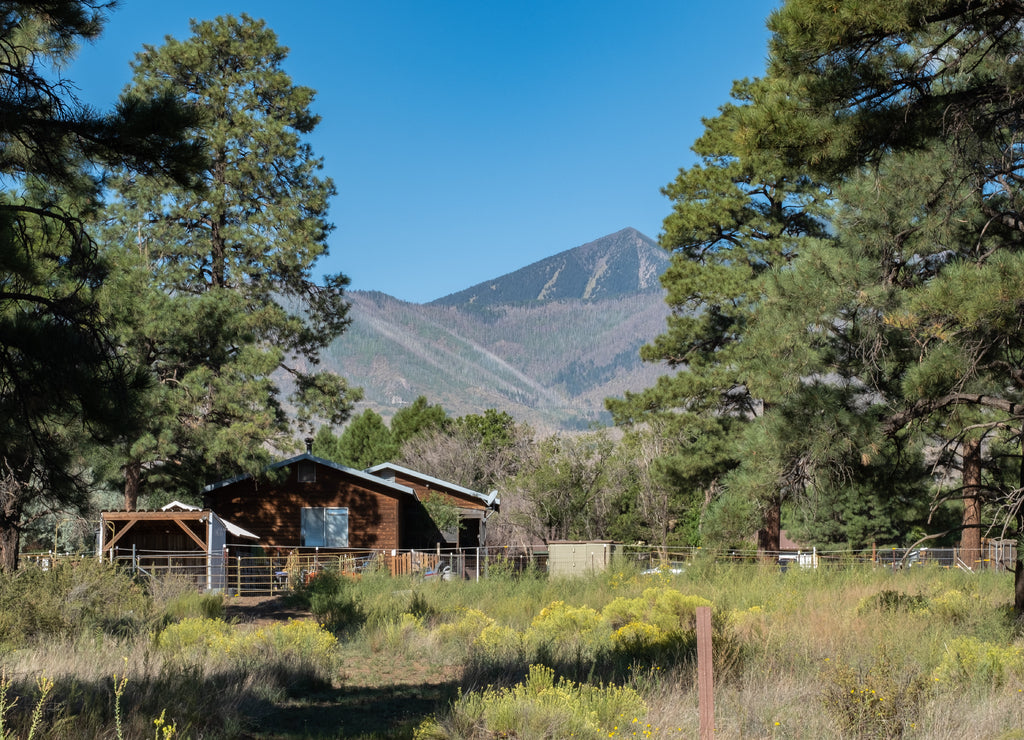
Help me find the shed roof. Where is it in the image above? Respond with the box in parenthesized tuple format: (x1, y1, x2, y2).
(160, 501, 259, 540)
(99, 506, 259, 554)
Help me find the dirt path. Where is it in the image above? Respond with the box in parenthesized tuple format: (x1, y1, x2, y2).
(222, 594, 314, 626)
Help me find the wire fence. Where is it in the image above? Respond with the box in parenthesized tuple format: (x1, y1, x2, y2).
(21, 538, 1017, 596)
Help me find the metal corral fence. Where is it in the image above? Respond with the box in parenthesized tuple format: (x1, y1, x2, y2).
(21, 538, 1018, 595)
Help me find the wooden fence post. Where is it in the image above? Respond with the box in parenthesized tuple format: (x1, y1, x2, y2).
(697, 605, 714, 739)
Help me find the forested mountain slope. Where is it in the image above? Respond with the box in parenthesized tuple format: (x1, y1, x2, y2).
(321, 228, 672, 430)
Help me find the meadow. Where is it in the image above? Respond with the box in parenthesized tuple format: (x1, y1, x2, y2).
(0, 557, 1021, 739)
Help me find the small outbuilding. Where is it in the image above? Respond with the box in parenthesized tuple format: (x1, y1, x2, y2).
(547, 540, 621, 577)
(99, 501, 259, 591)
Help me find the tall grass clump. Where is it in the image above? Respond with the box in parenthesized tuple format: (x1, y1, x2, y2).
(822, 649, 931, 739)
(148, 574, 223, 626)
(0, 559, 150, 646)
(0, 616, 344, 738)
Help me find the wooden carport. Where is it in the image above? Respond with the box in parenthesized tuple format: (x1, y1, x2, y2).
(99, 503, 258, 591)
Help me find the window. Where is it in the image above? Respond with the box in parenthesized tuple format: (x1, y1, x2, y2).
(301, 507, 349, 547)
(297, 461, 316, 482)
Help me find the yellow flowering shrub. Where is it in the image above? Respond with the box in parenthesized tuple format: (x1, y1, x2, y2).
(524, 601, 609, 661)
(933, 637, 1024, 687)
(380, 612, 428, 652)
(927, 589, 974, 622)
(155, 617, 338, 676)
(414, 663, 647, 740)
(154, 617, 234, 663)
(611, 621, 666, 653)
(240, 620, 337, 664)
(602, 587, 711, 633)
(471, 623, 524, 663)
(435, 608, 495, 644)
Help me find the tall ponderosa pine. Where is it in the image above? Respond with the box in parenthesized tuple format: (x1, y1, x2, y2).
(102, 15, 359, 508)
(607, 80, 830, 552)
(0, 1, 201, 567)
(726, 0, 1024, 607)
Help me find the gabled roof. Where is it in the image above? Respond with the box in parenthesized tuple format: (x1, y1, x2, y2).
(364, 462, 500, 508)
(201, 452, 415, 497)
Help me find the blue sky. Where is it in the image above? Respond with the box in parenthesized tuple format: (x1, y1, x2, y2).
(69, 1, 776, 304)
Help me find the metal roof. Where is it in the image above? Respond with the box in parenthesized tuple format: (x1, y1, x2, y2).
(364, 462, 500, 508)
(201, 452, 414, 497)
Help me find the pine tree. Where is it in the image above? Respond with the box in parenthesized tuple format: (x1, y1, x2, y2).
(0, 2, 201, 568)
(336, 410, 396, 470)
(739, 0, 1024, 608)
(607, 80, 831, 553)
(391, 396, 447, 448)
(101, 15, 359, 508)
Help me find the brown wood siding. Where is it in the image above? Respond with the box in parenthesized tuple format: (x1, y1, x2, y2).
(390, 475, 487, 511)
(205, 463, 405, 549)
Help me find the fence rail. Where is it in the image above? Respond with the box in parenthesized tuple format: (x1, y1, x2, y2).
(21, 539, 1018, 595)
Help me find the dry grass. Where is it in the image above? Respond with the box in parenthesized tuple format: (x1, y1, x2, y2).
(0, 560, 1021, 738)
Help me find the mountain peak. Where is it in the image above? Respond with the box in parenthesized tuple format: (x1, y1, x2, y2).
(327, 228, 672, 430)
(428, 228, 665, 308)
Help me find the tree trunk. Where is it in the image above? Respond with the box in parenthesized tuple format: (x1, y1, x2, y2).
(1015, 441, 1024, 616)
(960, 438, 982, 570)
(0, 472, 23, 572)
(1015, 554, 1024, 616)
(123, 460, 141, 512)
(757, 495, 781, 557)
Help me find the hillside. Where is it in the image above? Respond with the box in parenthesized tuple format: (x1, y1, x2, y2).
(321, 228, 673, 431)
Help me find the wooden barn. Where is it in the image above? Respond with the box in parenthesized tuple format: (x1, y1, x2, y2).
(365, 463, 499, 549)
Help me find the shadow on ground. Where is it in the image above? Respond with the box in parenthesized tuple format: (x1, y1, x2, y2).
(247, 681, 459, 739)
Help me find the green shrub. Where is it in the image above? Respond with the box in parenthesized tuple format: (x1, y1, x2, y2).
(822, 651, 930, 739)
(157, 590, 223, 625)
(0, 560, 151, 646)
(310, 587, 365, 634)
(857, 590, 929, 615)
